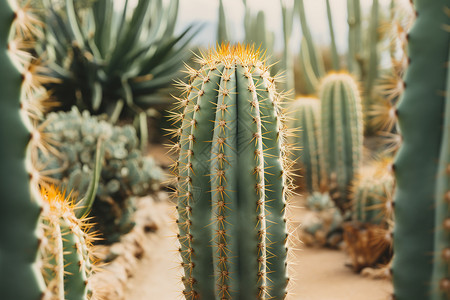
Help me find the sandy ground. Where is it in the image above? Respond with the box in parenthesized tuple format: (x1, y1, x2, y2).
(123, 200, 393, 300)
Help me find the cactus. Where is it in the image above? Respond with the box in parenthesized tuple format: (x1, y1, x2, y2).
(344, 159, 394, 272)
(171, 44, 292, 299)
(431, 49, 450, 298)
(325, 0, 340, 70)
(280, 0, 295, 92)
(217, 0, 276, 68)
(0, 1, 47, 298)
(350, 160, 394, 225)
(297, 0, 326, 94)
(38, 108, 163, 243)
(290, 96, 327, 195)
(319, 72, 363, 213)
(217, 0, 229, 43)
(40, 185, 96, 300)
(346, 0, 362, 75)
(392, 0, 450, 298)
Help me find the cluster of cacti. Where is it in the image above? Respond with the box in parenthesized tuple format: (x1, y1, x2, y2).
(39, 185, 97, 300)
(392, 0, 450, 299)
(170, 44, 293, 299)
(36, 0, 196, 148)
(319, 72, 364, 213)
(38, 107, 163, 243)
(344, 159, 394, 272)
(0, 1, 47, 297)
(291, 0, 392, 135)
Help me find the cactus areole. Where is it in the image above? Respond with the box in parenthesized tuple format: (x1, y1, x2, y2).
(172, 44, 290, 299)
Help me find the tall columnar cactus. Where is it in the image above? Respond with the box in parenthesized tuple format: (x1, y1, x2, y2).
(0, 1, 46, 298)
(392, 0, 450, 299)
(40, 186, 96, 300)
(290, 97, 327, 194)
(297, 0, 326, 94)
(346, 0, 362, 75)
(319, 72, 363, 213)
(171, 44, 292, 299)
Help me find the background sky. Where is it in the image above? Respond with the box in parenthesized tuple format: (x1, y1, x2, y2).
(176, 0, 410, 54)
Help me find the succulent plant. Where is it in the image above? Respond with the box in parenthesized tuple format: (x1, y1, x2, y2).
(38, 0, 196, 124)
(38, 107, 163, 243)
(0, 1, 48, 298)
(170, 44, 293, 299)
(392, 0, 450, 298)
(40, 185, 97, 300)
(319, 72, 363, 213)
(290, 96, 327, 195)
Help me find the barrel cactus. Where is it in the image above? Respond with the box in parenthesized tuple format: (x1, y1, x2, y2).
(171, 44, 292, 299)
(319, 72, 363, 213)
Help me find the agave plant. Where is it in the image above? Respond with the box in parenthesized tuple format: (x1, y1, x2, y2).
(38, 0, 197, 123)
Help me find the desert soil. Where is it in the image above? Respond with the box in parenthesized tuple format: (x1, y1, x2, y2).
(123, 199, 393, 300)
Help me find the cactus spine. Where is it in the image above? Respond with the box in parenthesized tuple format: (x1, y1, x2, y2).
(0, 1, 46, 298)
(290, 97, 326, 194)
(319, 73, 363, 213)
(172, 44, 291, 299)
(392, 0, 450, 298)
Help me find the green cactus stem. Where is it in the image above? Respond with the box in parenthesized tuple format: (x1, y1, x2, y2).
(393, 0, 450, 298)
(290, 96, 327, 194)
(347, 0, 362, 75)
(297, 0, 325, 93)
(0, 1, 45, 298)
(325, 0, 340, 71)
(350, 160, 394, 226)
(319, 72, 363, 213)
(172, 44, 291, 300)
(40, 186, 96, 300)
(431, 47, 450, 299)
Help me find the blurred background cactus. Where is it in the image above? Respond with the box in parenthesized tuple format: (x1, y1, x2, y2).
(319, 72, 363, 214)
(344, 159, 394, 272)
